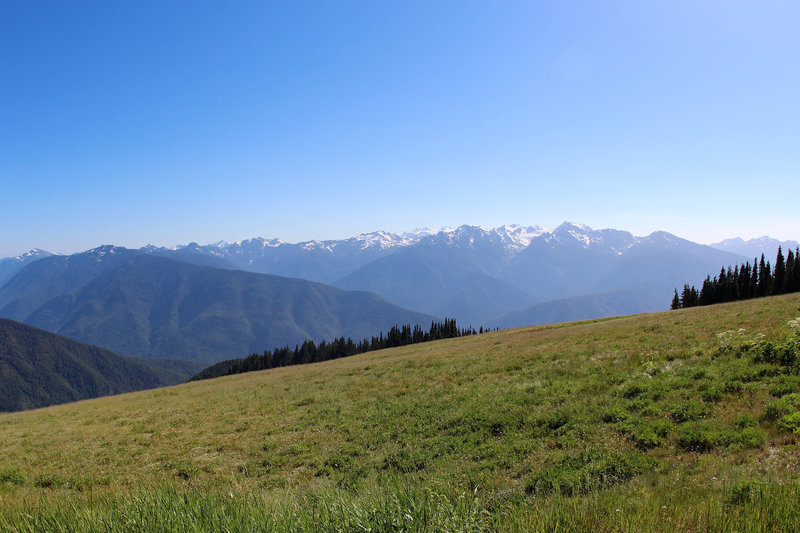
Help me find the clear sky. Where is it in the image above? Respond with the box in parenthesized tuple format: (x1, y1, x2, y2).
(2, 1, 798, 257)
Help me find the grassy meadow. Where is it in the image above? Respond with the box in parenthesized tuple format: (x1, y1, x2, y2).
(1, 294, 800, 531)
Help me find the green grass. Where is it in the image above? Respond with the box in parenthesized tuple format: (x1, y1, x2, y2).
(1, 293, 800, 531)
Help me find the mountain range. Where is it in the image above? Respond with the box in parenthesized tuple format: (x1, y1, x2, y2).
(0, 249, 433, 363)
(2, 223, 794, 366)
(152, 223, 751, 326)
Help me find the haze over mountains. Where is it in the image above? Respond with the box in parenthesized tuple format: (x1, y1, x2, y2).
(1, 223, 794, 368)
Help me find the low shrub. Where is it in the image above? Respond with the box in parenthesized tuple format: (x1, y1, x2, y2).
(752, 336, 799, 367)
(669, 400, 710, 423)
(701, 388, 724, 403)
(524, 449, 654, 496)
(724, 380, 744, 393)
(678, 422, 765, 452)
(764, 394, 800, 421)
(770, 377, 800, 398)
(778, 412, 800, 434)
(34, 474, 65, 489)
(602, 406, 629, 424)
(623, 419, 673, 450)
(733, 415, 758, 429)
(622, 383, 648, 399)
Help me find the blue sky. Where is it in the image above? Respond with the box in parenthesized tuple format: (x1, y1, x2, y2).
(2, 1, 798, 256)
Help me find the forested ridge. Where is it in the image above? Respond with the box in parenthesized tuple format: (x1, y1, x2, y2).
(0, 318, 200, 412)
(672, 246, 800, 309)
(191, 319, 486, 381)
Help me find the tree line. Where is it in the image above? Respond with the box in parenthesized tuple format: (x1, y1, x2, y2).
(191, 319, 491, 381)
(671, 246, 800, 309)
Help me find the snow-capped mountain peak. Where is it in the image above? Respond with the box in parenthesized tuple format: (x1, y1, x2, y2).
(492, 224, 551, 251)
(354, 230, 410, 250)
(401, 227, 454, 240)
(550, 222, 596, 247)
(85, 244, 126, 257)
(10, 248, 54, 263)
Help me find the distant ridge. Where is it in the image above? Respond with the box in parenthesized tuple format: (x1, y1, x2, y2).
(710, 237, 800, 262)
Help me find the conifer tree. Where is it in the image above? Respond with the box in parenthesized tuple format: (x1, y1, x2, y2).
(750, 260, 759, 298)
(788, 248, 800, 292)
(671, 289, 681, 309)
(773, 246, 786, 295)
(758, 255, 770, 296)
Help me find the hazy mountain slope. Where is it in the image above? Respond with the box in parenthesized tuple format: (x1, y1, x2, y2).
(0, 246, 139, 321)
(428, 272, 538, 327)
(0, 318, 201, 412)
(22, 254, 434, 362)
(710, 237, 800, 261)
(0, 249, 54, 288)
(588, 232, 748, 294)
(491, 284, 668, 329)
(500, 225, 747, 302)
(492, 233, 749, 329)
(333, 226, 536, 324)
(334, 247, 474, 311)
(334, 247, 535, 325)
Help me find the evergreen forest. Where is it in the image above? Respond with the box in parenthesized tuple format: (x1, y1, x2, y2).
(192, 319, 485, 380)
(672, 246, 800, 309)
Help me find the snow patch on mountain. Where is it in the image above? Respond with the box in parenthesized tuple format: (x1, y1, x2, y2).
(5, 249, 55, 263)
(493, 224, 551, 251)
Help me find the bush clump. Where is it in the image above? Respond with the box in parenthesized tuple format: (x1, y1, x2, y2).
(621, 419, 673, 450)
(669, 400, 710, 423)
(622, 383, 648, 399)
(602, 406, 629, 424)
(770, 376, 800, 398)
(752, 336, 799, 367)
(524, 449, 655, 496)
(778, 412, 800, 434)
(678, 422, 765, 452)
(701, 388, 723, 403)
(764, 394, 800, 421)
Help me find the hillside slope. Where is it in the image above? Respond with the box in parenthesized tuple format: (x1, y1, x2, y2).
(0, 318, 201, 412)
(1, 294, 799, 531)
